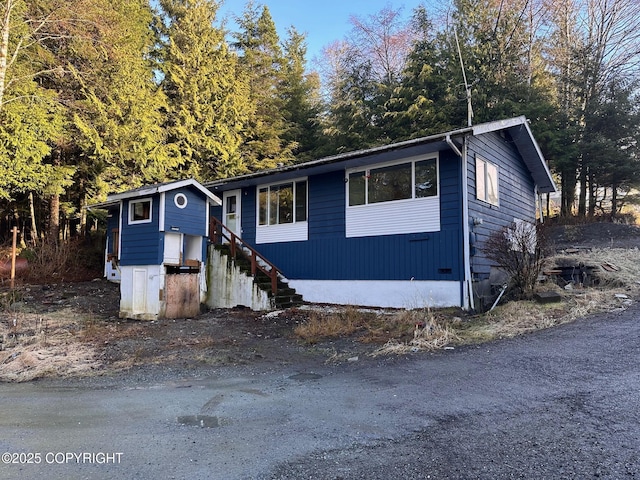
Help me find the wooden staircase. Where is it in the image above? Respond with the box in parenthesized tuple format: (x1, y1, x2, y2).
(210, 218, 304, 309)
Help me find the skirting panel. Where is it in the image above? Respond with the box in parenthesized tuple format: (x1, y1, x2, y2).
(287, 279, 462, 309)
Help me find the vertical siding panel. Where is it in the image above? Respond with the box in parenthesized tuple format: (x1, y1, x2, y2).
(120, 196, 161, 266)
(164, 187, 208, 236)
(213, 145, 465, 284)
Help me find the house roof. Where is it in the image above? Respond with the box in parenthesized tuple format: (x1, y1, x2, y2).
(205, 116, 556, 194)
(88, 178, 222, 209)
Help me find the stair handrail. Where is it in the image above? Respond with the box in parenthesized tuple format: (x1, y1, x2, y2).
(209, 217, 280, 295)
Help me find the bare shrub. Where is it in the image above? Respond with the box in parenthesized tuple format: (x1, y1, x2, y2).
(484, 221, 549, 299)
(21, 236, 102, 284)
(371, 309, 460, 355)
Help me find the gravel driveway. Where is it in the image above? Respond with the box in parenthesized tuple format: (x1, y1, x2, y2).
(1, 303, 639, 480)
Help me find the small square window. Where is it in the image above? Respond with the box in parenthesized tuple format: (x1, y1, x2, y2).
(129, 199, 152, 224)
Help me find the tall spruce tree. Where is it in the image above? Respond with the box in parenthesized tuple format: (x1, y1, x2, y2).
(73, 0, 174, 198)
(322, 44, 382, 153)
(0, 0, 65, 203)
(233, 2, 294, 171)
(581, 78, 640, 217)
(280, 27, 323, 161)
(158, 0, 250, 180)
(545, 0, 640, 217)
(385, 5, 454, 140)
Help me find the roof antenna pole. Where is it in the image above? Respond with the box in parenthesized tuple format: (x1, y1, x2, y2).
(454, 26, 473, 127)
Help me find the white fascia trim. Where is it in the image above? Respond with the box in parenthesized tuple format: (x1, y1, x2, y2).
(287, 279, 463, 309)
(118, 200, 123, 261)
(107, 179, 222, 206)
(159, 192, 165, 232)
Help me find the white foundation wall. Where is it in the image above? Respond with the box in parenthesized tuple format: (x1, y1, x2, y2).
(119, 265, 164, 320)
(206, 247, 272, 310)
(287, 279, 462, 309)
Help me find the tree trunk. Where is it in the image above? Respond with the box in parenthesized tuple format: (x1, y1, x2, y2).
(611, 183, 618, 219)
(0, 0, 15, 110)
(80, 193, 87, 236)
(546, 193, 551, 219)
(578, 161, 587, 217)
(560, 170, 576, 217)
(587, 173, 596, 217)
(29, 191, 38, 245)
(48, 193, 60, 242)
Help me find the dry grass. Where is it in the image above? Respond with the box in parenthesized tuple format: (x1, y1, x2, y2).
(294, 306, 372, 343)
(293, 248, 640, 357)
(2, 245, 639, 380)
(371, 310, 461, 356)
(548, 247, 640, 288)
(0, 310, 102, 382)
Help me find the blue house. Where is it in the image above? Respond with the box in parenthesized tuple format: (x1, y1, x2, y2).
(206, 116, 556, 310)
(91, 179, 221, 319)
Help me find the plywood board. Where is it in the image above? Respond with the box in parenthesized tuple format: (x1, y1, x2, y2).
(165, 273, 200, 318)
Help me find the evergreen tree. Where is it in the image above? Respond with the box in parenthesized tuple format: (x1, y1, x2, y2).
(0, 80, 64, 201)
(280, 27, 323, 161)
(582, 78, 640, 217)
(74, 0, 175, 197)
(158, 0, 250, 180)
(444, 0, 537, 124)
(322, 44, 383, 153)
(385, 5, 454, 140)
(233, 2, 294, 171)
(319, 5, 415, 153)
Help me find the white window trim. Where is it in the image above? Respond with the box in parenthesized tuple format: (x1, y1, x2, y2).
(129, 198, 153, 225)
(256, 177, 308, 227)
(345, 154, 441, 238)
(256, 177, 308, 244)
(476, 156, 499, 206)
(345, 153, 440, 208)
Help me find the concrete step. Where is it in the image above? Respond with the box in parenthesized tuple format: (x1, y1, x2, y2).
(216, 246, 304, 308)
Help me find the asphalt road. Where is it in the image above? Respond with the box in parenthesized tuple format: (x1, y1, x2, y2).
(1, 304, 639, 480)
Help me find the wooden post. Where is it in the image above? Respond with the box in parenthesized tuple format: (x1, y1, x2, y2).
(10, 226, 17, 289)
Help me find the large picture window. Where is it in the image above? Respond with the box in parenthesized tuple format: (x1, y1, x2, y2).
(258, 180, 307, 226)
(348, 157, 438, 206)
(129, 198, 152, 224)
(476, 157, 499, 206)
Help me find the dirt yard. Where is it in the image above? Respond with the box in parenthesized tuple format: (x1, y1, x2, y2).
(1, 222, 640, 382)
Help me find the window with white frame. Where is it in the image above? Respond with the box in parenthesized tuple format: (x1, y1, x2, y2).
(258, 180, 307, 226)
(347, 157, 438, 206)
(345, 155, 441, 238)
(129, 198, 152, 224)
(476, 157, 499, 206)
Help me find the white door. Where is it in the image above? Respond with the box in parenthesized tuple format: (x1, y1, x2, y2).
(132, 268, 147, 314)
(223, 190, 241, 238)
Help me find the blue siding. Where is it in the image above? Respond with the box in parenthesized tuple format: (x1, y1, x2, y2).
(164, 187, 208, 236)
(257, 229, 461, 281)
(467, 132, 537, 278)
(120, 195, 162, 266)
(210, 204, 222, 223)
(234, 149, 464, 282)
(309, 171, 346, 238)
